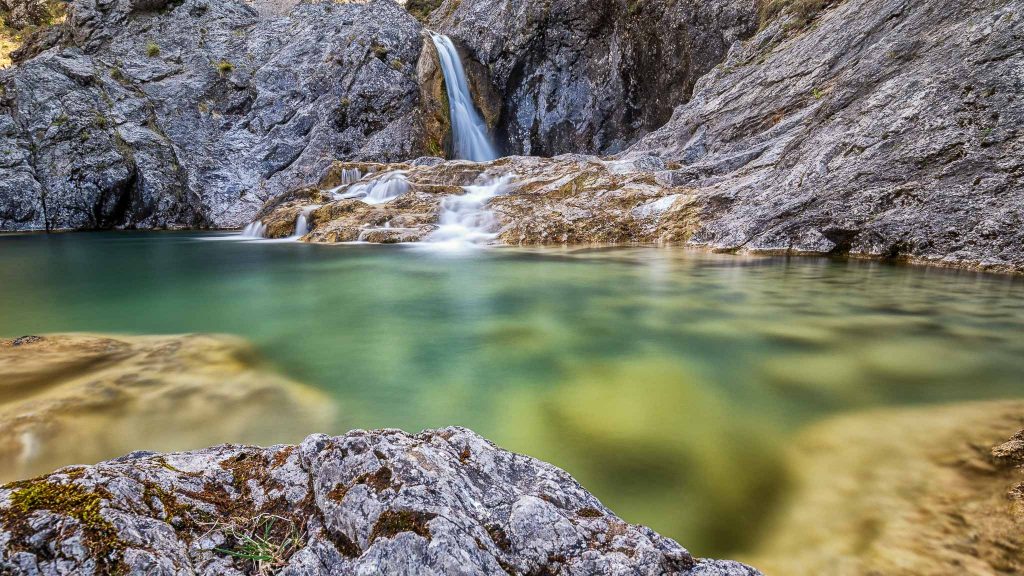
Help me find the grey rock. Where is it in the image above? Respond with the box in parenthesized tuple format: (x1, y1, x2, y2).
(626, 0, 1024, 273)
(0, 427, 762, 576)
(431, 0, 757, 156)
(0, 0, 430, 231)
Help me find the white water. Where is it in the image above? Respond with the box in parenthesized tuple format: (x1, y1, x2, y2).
(241, 221, 267, 238)
(293, 205, 321, 238)
(428, 32, 498, 162)
(333, 171, 409, 205)
(425, 174, 513, 249)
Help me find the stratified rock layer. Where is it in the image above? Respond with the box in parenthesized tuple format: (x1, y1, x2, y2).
(626, 0, 1024, 272)
(0, 427, 761, 576)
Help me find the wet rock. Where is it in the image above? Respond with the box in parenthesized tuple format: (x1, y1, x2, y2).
(0, 0, 430, 232)
(625, 0, 1024, 273)
(256, 156, 694, 245)
(0, 333, 336, 483)
(0, 427, 761, 575)
(431, 0, 758, 156)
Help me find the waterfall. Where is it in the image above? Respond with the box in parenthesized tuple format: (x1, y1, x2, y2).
(425, 174, 513, 248)
(333, 171, 410, 205)
(293, 205, 321, 238)
(241, 221, 267, 238)
(428, 32, 498, 162)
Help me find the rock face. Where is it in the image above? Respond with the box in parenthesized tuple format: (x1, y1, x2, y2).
(625, 0, 1024, 273)
(0, 0, 429, 232)
(0, 333, 336, 484)
(0, 427, 762, 576)
(431, 0, 757, 156)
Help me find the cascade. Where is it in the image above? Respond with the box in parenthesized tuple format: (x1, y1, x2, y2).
(425, 174, 513, 249)
(333, 171, 410, 205)
(241, 221, 267, 238)
(428, 32, 498, 162)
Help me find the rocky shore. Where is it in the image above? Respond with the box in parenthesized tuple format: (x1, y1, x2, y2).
(0, 427, 761, 576)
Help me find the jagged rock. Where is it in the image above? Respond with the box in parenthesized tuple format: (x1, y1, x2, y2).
(0, 427, 761, 575)
(625, 0, 1024, 273)
(431, 0, 758, 156)
(0, 333, 336, 483)
(0, 0, 430, 232)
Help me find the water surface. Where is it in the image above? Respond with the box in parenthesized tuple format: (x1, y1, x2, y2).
(1, 231, 1023, 556)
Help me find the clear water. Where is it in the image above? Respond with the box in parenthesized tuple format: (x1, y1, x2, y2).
(1, 232, 1023, 555)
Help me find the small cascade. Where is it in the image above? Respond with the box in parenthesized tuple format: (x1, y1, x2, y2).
(241, 221, 267, 238)
(340, 168, 363, 185)
(426, 174, 513, 249)
(333, 171, 410, 205)
(428, 32, 498, 162)
(293, 205, 321, 238)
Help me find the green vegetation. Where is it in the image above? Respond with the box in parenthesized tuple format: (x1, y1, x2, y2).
(758, 0, 833, 30)
(214, 514, 304, 575)
(390, 58, 404, 71)
(146, 41, 160, 57)
(216, 59, 235, 76)
(404, 0, 443, 22)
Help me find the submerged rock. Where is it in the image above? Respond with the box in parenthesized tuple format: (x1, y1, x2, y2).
(744, 400, 1024, 575)
(0, 333, 336, 483)
(0, 427, 762, 575)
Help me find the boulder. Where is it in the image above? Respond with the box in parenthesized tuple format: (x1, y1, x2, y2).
(0, 427, 762, 575)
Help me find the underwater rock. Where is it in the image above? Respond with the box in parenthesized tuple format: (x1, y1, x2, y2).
(744, 400, 1024, 576)
(0, 333, 336, 483)
(0, 427, 763, 576)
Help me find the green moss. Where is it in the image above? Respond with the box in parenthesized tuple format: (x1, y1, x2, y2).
(3, 479, 125, 572)
(145, 41, 160, 57)
(216, 59, 234, 76)
(368, 509, 436, 543)
(390, 58, 404, 71)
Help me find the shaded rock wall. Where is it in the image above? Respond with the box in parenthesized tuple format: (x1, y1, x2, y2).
(0, 427, 762, 576)
(431, 0, 758, 156)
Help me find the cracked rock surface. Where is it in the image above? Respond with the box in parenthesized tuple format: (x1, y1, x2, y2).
(0, 0, 428, 232)
(0, 427, 761, 575)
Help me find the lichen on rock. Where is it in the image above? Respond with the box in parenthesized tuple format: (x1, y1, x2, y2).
(0, 427, 762, 575)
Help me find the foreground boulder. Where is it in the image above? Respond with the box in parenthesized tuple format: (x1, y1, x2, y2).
(0, 427, 761, 575)
(0, 333, 335, 483)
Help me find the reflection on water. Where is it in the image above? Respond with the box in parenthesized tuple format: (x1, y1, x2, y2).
(0, 232, 1022, 556)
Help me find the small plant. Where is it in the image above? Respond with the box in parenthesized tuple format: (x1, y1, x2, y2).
(812, 87, 824, 99)
(216, 59, 234, 76)
(146, 41, 160, 57)
(209, 514, 304, 576)
(390, 58, 403, 71)
(53, 113, 68, 126)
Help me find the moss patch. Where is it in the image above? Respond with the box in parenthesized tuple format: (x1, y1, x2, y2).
(368, 509, 436, 543)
